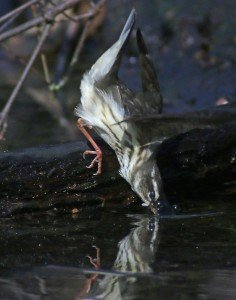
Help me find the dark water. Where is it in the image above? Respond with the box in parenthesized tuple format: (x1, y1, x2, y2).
(0, 197, 235, 299)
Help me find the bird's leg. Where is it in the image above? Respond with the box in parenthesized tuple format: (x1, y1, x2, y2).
(77, 118, 102, 175)
(75, 246, 101, 299)
(86, 246, 100, 269)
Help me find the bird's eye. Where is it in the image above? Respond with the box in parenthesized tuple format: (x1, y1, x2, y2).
(149, 191, 156, 201)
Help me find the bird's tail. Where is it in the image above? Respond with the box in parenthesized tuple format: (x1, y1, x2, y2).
(89, 9, 136, 84)
(136, 28, 163, 112)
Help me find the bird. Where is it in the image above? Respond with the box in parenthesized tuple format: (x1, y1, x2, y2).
(87, 215, 159, 299)
(75, 9, 167, 209)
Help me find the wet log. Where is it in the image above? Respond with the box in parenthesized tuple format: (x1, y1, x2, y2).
(0, 122, 235, 217)
(157, 121, 236, 197)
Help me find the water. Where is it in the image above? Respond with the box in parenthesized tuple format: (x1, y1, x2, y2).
(0, 197, 235, 299)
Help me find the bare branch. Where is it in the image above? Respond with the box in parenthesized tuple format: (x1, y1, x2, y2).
(0, 0, 83, 42)
(40, 54, 51, 84)
(0, 0, 40, 24)
(0, 11, 21, 33)
(70, 21, 91, 65)
(49, 0, 105, 90)
(50, 20, 91, 91)
(31, 2, 51, 84)
(67, 21, 91, 76)
(0, 24, 52, 139)
(0, 0, 106, 139)
(73, 0, 106, 22)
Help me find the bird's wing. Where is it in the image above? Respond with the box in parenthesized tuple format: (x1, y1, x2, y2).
(113, 28, 162, 119)
(91, 9, 135, 88)
(135, 28, 163, 114)
(89, 11, 162, 119)
(116, 108, 236, 150)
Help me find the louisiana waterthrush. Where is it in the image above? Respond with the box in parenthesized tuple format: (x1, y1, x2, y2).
(75, 10, 166, 209)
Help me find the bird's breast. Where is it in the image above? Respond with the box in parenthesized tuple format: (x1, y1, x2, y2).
(118, 147, 152, 183)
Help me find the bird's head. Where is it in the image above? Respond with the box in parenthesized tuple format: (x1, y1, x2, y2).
(128, 159, 163, 207)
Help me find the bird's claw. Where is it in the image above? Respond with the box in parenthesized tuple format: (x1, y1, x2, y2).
(82, 150, 102, 175)
(86, 156, 98, 169)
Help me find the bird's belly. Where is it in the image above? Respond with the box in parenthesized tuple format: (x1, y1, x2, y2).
(81, 90, 126, 149)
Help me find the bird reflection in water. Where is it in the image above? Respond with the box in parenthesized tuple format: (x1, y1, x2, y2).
(78, 215, 159, 299)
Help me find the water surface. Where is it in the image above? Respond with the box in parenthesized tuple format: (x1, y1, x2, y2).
(0, 196, 235, 299)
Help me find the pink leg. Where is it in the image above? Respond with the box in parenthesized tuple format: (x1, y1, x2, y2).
(75, 246, 101, 299)
(77, 118, 102, 175)
(86, 246, 100, 269)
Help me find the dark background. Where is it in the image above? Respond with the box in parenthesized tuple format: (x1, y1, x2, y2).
(0, 0, 235, 150)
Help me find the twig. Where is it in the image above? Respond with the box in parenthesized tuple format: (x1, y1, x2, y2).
(0, 0, 83, 42)
(67, 21, 91, 74)
(52, 21, 82, 86)
(49, 0, 105, 91)
(50, 20, 91, 91)
(49, 0, 101, 23)
(63, 0, 106, 79)
(0, 24, 52, 139)
(0, 0, 40, 24)
(73, 0, 106, 22)
(41, 54, 51, 84)
(31, 1, 51, 84)
(0, 42, 46, 83)
(0, 11, 21, 33)
(49, 0, 81, 23)
(0, 0, 106, 139)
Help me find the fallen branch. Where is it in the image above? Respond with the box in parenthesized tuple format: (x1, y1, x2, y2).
(0, 121, 235, 217)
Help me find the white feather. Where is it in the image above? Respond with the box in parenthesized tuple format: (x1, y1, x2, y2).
(76, 72, 127, 150)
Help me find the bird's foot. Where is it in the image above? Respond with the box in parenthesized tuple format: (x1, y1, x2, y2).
(87, 246, 100, 269)
(83, 149, 102, 175)
(77, 118, 103, 175)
